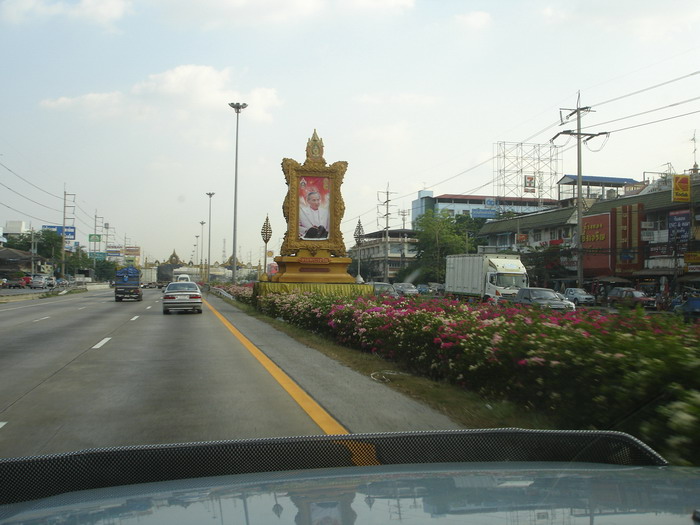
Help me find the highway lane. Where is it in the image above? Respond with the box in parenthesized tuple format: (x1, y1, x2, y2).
(0, 288, 460, 458)
(0, 289, 323, 457)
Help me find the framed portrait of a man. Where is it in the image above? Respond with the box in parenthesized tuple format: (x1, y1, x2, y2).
(298, 176, 331, 240)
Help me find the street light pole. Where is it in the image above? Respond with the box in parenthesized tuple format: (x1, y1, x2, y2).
(228, 101, 248, 284)
(199, 220, 205, 280)
(206, 192, 215, 283)
(195, 236, 199, 271)
(354, 219, 365, 283)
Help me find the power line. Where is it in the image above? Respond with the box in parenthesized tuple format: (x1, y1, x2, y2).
(0, 161, 62, 200)
(0, 180, 62, 213)
(0, 201, 54, 224)
(583, 95, 700, 130)
(591, 70, 700, 108)
(607, 108, 700, 134)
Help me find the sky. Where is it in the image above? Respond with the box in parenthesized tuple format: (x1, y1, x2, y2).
(1, 0, 700, 266)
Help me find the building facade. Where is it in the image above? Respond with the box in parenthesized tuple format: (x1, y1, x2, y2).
(348, 228, 418, 282)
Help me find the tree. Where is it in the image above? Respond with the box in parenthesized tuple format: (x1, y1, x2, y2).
(5, 230, 63, 262)
(412, 210, 465, 283)
(454, 214, 488, 253)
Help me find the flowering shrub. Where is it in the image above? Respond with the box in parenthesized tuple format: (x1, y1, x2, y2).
(242, 291, 700, 464)
(218, 284, 254, 304)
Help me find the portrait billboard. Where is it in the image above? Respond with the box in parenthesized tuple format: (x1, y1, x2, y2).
(298, 176, 331, 240)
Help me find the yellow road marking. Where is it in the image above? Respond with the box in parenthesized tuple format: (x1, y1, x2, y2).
(203, 297, 349, 436)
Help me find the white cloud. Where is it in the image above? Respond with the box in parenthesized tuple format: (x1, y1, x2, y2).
(146, 0, 326, 28)
(342, 0, 414, 11)
(454, 10, 491, 30)
(540, 6, 569, 23)
(40, 65, 283, 149)
(354, 92, 438, 106)
(0, 0, 132, 26)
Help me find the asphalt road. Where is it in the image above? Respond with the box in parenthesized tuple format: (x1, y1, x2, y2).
(0, 288, 459, 458)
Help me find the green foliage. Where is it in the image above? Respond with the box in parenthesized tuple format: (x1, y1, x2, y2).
(237, 288, 700, 465)
(413, 210, 465, 282)
(5, 230, 63, 261)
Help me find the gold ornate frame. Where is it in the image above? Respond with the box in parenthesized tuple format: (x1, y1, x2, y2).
(279, 134, 348, 257)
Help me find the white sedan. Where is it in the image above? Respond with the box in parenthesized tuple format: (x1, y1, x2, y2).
(162, 282, 203, 314)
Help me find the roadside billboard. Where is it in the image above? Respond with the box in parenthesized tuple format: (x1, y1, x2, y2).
(42, 225, 76, 240)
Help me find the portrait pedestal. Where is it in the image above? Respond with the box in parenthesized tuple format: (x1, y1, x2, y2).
(272, 249, 355, 284)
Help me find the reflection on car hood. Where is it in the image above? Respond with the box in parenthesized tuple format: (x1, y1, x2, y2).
(2, 462, 698, 524)
(1, 428, 684, 524)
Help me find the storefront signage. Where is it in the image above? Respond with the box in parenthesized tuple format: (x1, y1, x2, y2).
(582, 213, 611, 273)
(672, 174, 691, 202)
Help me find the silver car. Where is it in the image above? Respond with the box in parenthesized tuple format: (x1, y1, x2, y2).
(162, 282, 203, 314)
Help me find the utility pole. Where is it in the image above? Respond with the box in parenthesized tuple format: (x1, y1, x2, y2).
(551, 93, 608, 288)
(62, 190, 75, 278)
(378, 184, 397, 282)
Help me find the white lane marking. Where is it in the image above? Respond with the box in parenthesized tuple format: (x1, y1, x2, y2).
(78, 306, 87, 310)
(130, 316, 139, 321)
(146, 306, 152, 310)
(33, 316, 50, 323)
(0, 422, 6, 430)
(92, 337, 111, 349)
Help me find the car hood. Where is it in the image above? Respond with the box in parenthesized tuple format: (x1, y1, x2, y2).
(2, 430, 697, 525)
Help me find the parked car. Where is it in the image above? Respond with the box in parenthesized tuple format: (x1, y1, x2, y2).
(29, 276, 48, 289)
(366, 282, 399, 298)
(606, 287, 656, 309)
(556, 292, 577, 311)
(162, 281, 203, 314)
(512, 287, 575, 311)
(428, 282, 445, 294)
(677, 296, 700, 323)
(3, 277, 27, 288)
(393, 282, 419, 296)
(416, 283, 430, 294)
(563, 287, 595, 306)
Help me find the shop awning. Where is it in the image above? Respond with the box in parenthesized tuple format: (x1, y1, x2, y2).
(632, 268, 676, 276)
(677, 273, 700, 282)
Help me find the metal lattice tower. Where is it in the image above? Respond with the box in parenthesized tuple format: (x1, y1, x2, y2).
(493, 142, 562, 212)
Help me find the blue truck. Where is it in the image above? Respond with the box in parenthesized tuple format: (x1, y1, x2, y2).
(114, 266, 143, 302)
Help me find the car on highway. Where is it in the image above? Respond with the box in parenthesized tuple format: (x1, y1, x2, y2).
(606, 287, 656, 309)
(393, 282, 419, 296)
(162, 281, 203, 314)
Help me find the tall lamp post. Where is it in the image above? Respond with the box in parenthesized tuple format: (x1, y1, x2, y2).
(199, 220, 205, 280)
(354, 219, 365, 283)
(228, 101, 248, 283)
(260, 215, 272, 282)
(206, 192, 215, 283)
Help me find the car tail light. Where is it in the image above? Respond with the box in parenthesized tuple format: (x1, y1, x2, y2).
(190, 294, 201, 299)
(163, 295, 176, 300)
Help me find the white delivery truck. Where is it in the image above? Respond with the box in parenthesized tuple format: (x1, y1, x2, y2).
(140, 268, 158, 288)
(445, 253, 528, 302)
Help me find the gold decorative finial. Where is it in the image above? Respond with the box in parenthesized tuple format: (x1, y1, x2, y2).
(305, 129, 325, 164)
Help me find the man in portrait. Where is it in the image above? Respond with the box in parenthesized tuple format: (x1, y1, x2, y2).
(299, 190, 330, 239)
